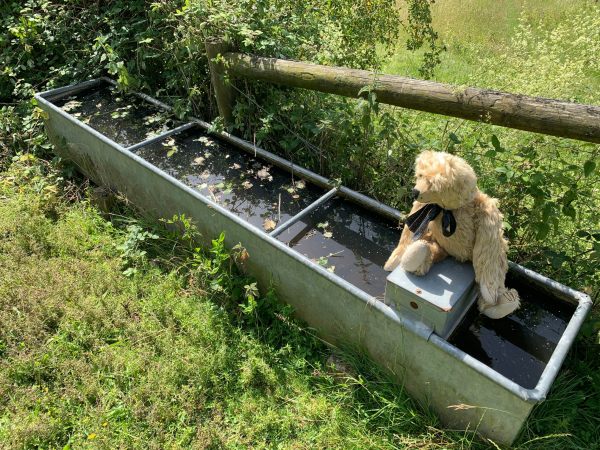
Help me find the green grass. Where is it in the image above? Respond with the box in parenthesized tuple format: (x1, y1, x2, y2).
(387, 0, 600, 98)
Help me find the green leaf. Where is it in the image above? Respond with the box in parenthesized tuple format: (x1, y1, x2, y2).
(562, 204, 576, 219)
(583, 160, 596, 177)
(491, 134, 502, 151)
(449, 132, 461, 144)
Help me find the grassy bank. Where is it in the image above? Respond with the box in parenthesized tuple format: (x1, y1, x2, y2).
(389, 0, 599, 97)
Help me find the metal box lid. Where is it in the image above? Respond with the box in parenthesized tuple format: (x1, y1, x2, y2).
(385, 258, 476, 338)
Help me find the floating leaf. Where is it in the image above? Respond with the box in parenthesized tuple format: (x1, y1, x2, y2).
(257, 167, 272, 181)
(195, 136, 214, 146)
(327, 265, 336, 273)
(242, 180, 253, 190)
(193, 156, 205, 166)
(317, 256, 328, 267)
(263, 218, 276, 231)
(295, 180, 306, 189)
(230, 163, 242, 170)
(62, 100, 82, 112)
(317, 222, 329, 229)
(323, 231, 333, 238)
(167, 147, 177, 157)
(162, 137, 176, 147)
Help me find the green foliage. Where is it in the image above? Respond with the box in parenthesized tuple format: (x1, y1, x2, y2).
(116, 224, 160, 276)
(405, 0, 445, 78)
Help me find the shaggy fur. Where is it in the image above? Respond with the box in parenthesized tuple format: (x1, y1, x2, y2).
(384, 150, 520, 319)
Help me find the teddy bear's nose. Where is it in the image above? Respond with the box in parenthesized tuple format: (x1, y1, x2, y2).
(412, 188, 420, 200)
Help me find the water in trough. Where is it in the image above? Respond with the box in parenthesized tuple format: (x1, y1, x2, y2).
(54, 82, 181, 147)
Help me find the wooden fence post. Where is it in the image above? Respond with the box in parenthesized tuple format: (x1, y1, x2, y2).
(205, 38, 235, 125)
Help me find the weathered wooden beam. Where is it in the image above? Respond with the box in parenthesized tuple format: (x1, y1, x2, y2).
(205, 38, 235, 125)
(223, 53, 600, 144)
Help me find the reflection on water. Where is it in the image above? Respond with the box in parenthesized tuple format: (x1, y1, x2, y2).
(276, 197, 401, 298)
(54, 83, 180, 147)
(449, 273, 575, 389)
(133, 128, 325, 229)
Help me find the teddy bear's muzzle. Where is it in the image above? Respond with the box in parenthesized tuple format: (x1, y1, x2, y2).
(412, 188, 420, 200)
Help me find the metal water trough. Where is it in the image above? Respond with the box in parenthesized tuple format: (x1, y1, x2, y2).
(35, 78, 592, 445)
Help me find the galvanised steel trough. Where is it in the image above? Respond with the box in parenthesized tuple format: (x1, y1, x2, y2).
(35, 78, 592, 445)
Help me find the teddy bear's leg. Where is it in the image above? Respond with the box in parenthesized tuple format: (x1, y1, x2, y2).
(478, 288, 520, 319)
(384, 224, 412, 271)
(400, 240, 432, 275)
(384, 201, 428, 271)
(399, 239, 446, 276)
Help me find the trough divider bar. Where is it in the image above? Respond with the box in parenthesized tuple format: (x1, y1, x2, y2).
(222, 53, 600, 143)
(125, 122, 197, 152)
(100, 77, 174, 112)
(270, 187, 339, 238)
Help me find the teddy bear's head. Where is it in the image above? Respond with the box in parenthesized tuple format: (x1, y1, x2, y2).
(412, 150, 478, 210)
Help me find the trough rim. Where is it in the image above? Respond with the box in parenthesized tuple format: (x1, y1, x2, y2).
(34, 78, 593, 405)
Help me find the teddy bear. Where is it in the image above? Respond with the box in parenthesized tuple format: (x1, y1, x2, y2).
(384, 150, 520, 319)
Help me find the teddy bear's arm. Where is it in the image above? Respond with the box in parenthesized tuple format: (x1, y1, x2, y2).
(472, 199, 510, 306)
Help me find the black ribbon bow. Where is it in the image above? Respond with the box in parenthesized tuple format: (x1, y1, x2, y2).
(405, 203, 456, 240)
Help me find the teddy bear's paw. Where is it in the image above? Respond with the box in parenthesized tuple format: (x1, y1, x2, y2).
(480, 288, 520, 319)
(400, 241, 432, 276)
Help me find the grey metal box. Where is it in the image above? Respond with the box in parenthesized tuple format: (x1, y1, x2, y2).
(385, 258, 477, 338)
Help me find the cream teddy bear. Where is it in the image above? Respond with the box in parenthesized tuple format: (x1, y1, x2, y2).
(384, 150, 520, 319)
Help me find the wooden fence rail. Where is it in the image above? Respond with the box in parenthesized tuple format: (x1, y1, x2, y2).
(206, 44, 600, 144)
